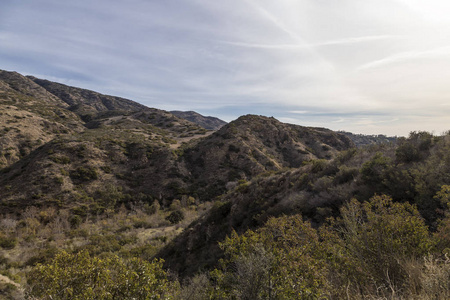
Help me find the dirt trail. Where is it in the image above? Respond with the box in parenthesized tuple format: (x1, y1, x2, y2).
(0, 274, 20, 287)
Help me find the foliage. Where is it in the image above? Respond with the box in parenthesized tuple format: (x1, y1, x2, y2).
(166, 210, 184, 224)
(213, 215, 329, 299)
(434, 185, 450, 250)
(395, 131, 434, 163)
(201, 195, 436, 299)
(49, 154, 71, 164)
(329, 195, 433, 293)
(69, 166, 98, 182)
(27, 250, 176, 299)
(0, 233, 17, 250)
(360, 152, 391, 184)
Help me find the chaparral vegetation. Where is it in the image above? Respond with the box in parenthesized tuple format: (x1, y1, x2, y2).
(1, 70, 449, 299)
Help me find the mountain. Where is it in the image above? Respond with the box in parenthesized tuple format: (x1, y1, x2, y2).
(2, 70, 450, 299)
(182, 114, 353, 200)
(0, 71, 84, 167)
(0, 70, 354, 213)
(0, 70, 208, 212)
(170, 110, 227, 130)
(159, 131, 450, 277)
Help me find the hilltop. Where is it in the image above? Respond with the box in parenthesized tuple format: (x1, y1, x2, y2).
(170, 110, 227, 130)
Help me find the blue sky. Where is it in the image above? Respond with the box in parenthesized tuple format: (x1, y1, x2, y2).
(2, 0, 450, 136)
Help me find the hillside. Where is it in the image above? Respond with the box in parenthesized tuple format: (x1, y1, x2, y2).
(0, 70, 355, 298)
(160, 131, 450, 277)
(0, 71, 84, 167)
(183, 114, 353, 200)
(0, 70, 354, 213)
(170, 110, 227, 130)
(0, 70, 210, 212)
(3, 70, 448, 299)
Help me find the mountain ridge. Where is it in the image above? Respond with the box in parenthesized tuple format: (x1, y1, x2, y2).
(0, 69, 354, 212)
(170, 110, 227, 130)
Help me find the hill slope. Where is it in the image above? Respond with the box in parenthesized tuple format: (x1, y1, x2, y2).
(0, 70, 207, 211)
(170, 110, 227, 130)
(0, 70, 354, 213)
(160, 131, 450, 277)
(183, 114, 353, 200)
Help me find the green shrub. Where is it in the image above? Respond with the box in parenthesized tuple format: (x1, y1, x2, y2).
(49, 155, 71, 164)
(54, 176, 64, 185)
(332, 195, 433, 290)
(70, 166, 98, 182)
(132, 219, 152, 229)
(333, 166, 358, 184)
(25, 247, 59, 267)
(69, 215, 82, 228)
(395, 132, 434, 163)
(236, 181, 249, 193)
(360, 152, 391, 184)
(27, 251, 175, 299)
(214, 215, 329, 299)
(166, 210, 184, 224)
(0, 234, 17, 250)
(310, 159, 328, 173)
(0, 282, 20, 299)
(0, 254, 8, 265)
(124, 244, 158, 261)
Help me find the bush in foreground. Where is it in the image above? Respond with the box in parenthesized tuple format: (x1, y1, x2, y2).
(27, 250, 175, 299)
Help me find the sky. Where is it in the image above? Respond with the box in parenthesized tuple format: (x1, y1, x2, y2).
(1, 0, 450, 136)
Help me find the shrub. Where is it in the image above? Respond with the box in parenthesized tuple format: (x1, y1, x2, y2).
(27, 251, 176, 299)
(434, 185, 450, 250)
(310, 159, 328, 173)
(166, 210, 184, 224)
(70, 166, 98, 182)
(395, 132, 434, 163)
(333, 166, 358, 184)
(236, 181, 249, 193)
(169, 199, 181, 211)
(49, 155, 71, 164)
(69, 215, 82, 228)
(0, 234, 17, 250)
(214, 215, 329, 299)
(360, 152, 391, 184)
(332, 195, 433, 290)
(25, 247, 59, 267)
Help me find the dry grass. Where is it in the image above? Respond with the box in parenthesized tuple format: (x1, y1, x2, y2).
(0, 201, 212, 299)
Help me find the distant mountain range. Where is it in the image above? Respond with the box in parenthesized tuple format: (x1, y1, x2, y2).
(339, 131, 397, 147)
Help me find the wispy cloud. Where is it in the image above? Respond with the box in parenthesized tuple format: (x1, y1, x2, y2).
(2, 0, 450, 135)
(221, 35, 401, 50)
(243, 0, 303, 43)
(358, 45, 450, 70)
(289, 110, 309, 114)
(316, 35, 403, 47)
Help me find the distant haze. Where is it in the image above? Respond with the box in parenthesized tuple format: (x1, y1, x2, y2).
(2, 0, 450, 136)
